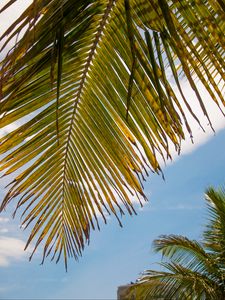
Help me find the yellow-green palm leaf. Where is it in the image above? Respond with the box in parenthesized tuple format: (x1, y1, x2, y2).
(0, 0, 224, 267)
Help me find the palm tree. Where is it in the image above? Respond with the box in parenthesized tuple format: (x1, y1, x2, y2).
(0, 1, 224, 267)
(124, 187, 225, 299)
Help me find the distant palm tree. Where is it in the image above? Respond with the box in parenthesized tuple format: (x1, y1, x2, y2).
(0, 1, 224, 267)
(125, 187, 225, 299)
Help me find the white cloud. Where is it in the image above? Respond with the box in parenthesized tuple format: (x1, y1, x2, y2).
(0, 217, 9, 223)
(0, 228, 9, 233)
(146, 203, 202, 212)
(0, 1, 32, 33)
(0, 0, 32, 58)
(165, 204, 202, 211)
(0, 236, 30, 267)
(160, 77, 225, 165)
(177, 80, 225, 155)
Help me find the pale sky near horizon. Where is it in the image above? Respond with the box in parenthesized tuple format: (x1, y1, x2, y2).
(0, 1, 225, 299)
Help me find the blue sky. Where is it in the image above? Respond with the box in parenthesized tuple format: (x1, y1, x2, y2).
(0, 127, 225, 299)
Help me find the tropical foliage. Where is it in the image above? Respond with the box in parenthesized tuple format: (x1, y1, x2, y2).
(125, 187, 225, 299)
(0, 0, 224, 267)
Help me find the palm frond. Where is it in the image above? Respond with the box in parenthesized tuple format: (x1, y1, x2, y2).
(0, 0, 224, 265)
(153, 235, 222, 278)
(124, 187, 225, 299)
(131, 262, 221, 300)
(203, 187, 225, 265)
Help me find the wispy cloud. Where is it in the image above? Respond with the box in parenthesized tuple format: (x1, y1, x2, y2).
(0, 236, 30, 267)
(164, 204, 202, 211)
(0, 217, 10, 234)
(0, 228, 8, 233)
(0, 217, 9, 223)
(0, 0, 32, 57)
(0, 218, 31, 267)
(144, 203, 202, 212)
(173, 78, 225, 154)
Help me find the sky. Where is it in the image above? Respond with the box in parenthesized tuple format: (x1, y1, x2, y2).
(0, 1, 225, 299)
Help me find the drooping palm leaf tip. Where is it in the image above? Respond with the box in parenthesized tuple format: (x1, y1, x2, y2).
(124, 187, 225, 299)
(0, 0, 224, 267)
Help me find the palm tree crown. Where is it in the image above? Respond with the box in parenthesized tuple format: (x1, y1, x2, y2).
(125, 187, 225, 299)
(0, 1, 224, 267)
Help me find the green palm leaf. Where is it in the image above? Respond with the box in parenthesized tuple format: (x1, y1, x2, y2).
(124, 187, 225, 299)
(153, 235, 222, 277)
(141, 262, 221, 299)
(0, 0, 224, 266)
(203, 187, 225, 266)
(128, 262, 222, 300)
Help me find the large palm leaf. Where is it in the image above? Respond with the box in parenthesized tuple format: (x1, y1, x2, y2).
(0, 0, 224, 266)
